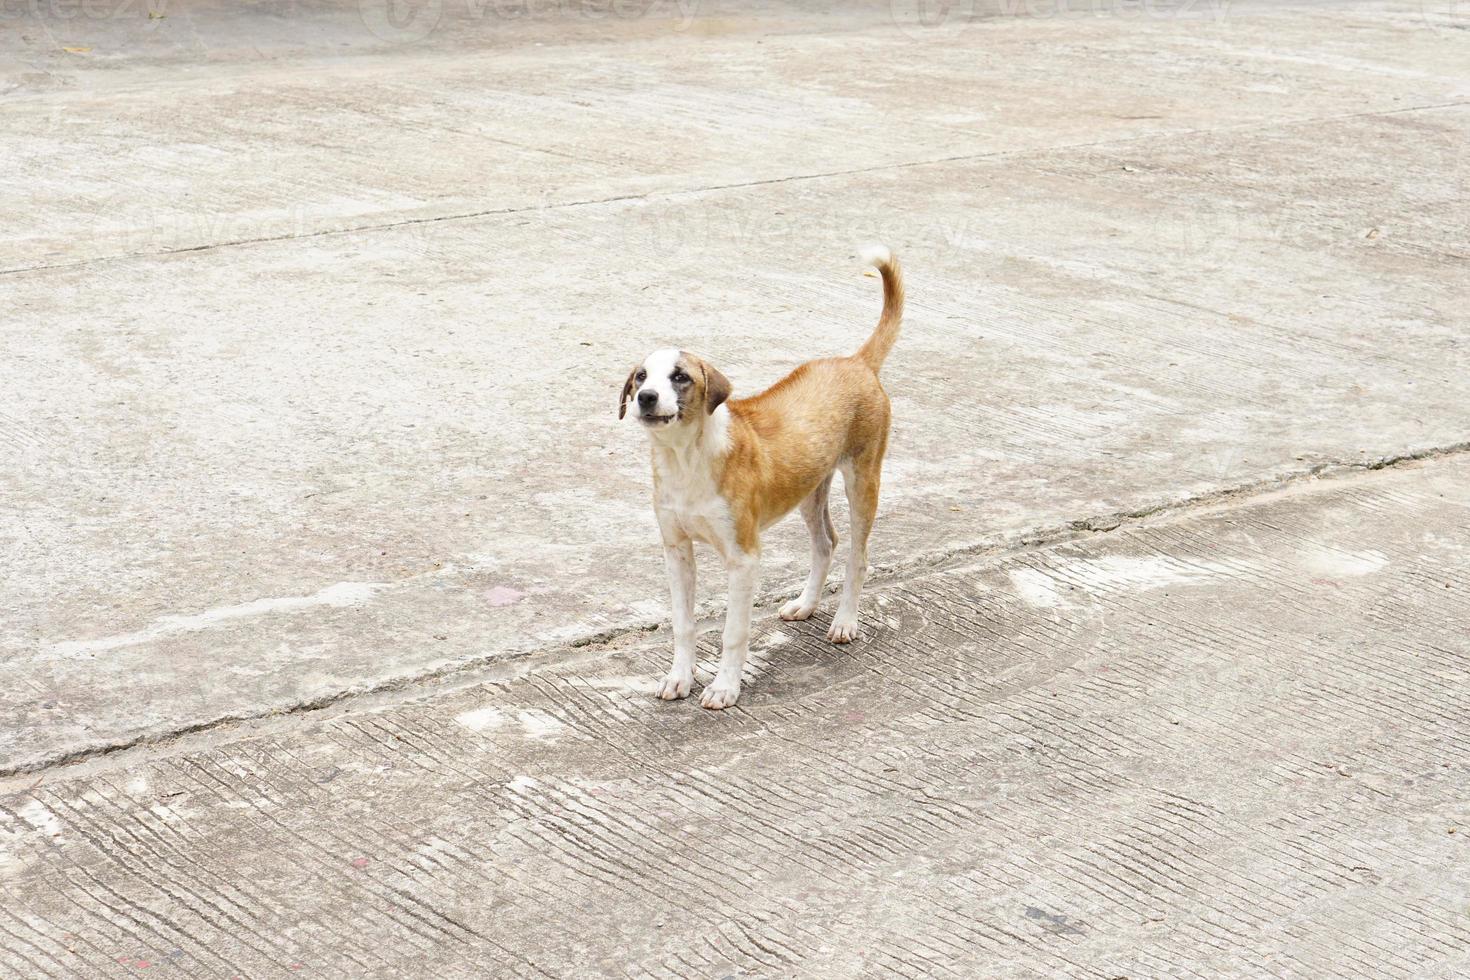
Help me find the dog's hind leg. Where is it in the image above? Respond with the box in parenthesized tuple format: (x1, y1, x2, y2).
(828, 444, 884, 644)
(780, 474, 837, 622)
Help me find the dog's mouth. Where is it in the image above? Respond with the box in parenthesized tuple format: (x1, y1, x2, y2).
(639, 413, 675, 426)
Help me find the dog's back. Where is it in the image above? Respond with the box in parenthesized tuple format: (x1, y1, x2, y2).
(720, 249, 903, 540)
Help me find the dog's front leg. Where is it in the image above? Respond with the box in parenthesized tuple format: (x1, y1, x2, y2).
(702, 550, 759, 709)
(657, 539, 697, 700)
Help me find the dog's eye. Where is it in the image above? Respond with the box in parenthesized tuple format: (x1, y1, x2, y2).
(671, 371, 689, 384)
(635, 370, 646, 383)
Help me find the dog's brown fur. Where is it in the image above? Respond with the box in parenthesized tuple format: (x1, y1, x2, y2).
(719, 361, 889, 554)
(717, 252, 901, 554)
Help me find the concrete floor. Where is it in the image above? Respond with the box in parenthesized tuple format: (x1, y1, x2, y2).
(2, 0, 1468, 974)
(3, 460, 1469, 976)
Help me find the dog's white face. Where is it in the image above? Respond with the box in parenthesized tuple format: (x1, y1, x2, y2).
(619, 348, 731, 431)
(630, 348, 687, 428)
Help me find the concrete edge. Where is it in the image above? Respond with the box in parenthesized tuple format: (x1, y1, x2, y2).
(6, 436, 1467, 785)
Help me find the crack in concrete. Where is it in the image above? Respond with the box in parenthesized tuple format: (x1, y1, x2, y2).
(3, 98, 1465, 279)
(7, 436, 1469, 782)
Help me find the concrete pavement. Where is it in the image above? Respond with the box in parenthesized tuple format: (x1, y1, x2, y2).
(3, 0, 1470, 974)
(3, 456, 1469, 977)
(4, 0, 1468, 775)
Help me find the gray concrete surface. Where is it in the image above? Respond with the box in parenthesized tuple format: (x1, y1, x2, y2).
(4, 0, 1468, 775)
(3, 0, 1470, 973)
(3, 457, 1468, 977)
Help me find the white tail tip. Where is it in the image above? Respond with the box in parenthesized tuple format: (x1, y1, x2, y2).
(859, 243, 891, 269)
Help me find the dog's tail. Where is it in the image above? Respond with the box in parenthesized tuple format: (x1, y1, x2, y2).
(854, 244, 904, 372)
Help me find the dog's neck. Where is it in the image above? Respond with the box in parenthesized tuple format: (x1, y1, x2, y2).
(647, 405, 732, 475)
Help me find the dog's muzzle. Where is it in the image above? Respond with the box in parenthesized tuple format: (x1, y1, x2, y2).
(637, 389, 673, 425)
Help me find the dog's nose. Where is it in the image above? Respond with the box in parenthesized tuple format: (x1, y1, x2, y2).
(637, 390, 658, 410)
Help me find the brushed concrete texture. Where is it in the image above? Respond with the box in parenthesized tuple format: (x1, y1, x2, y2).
(3, 1, 1469, 776)
(2, 457, 1468, 977)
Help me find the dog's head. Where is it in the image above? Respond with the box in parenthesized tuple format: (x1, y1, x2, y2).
(619, 348, 732, 431)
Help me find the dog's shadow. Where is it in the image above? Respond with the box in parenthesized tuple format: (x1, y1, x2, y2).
(678, 563, 1103, 719)
(687, 595, 905, 712)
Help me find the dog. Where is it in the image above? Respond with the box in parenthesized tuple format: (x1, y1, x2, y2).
(620, 245, 903, 709)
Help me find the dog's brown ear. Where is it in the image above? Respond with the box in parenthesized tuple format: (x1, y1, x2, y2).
(704, 363, 732, 415)
(618, 364, 639, 420)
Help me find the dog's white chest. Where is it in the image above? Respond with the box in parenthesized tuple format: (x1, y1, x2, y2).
(657, 483, 733, 546)
(652, 459, 735, 553)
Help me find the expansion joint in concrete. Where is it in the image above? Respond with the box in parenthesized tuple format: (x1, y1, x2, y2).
(3, 98, 1466, 279)
(6, 436, 1468, 784)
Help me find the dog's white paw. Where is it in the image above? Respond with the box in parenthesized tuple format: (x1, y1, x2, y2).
(657, 669, 693, 700)
(827, 616, 861, 644)
(779, 596, 817, 621)
(700, 673, 741, 710)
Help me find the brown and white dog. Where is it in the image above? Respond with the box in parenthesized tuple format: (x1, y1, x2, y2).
(619, 246, 903, 709)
